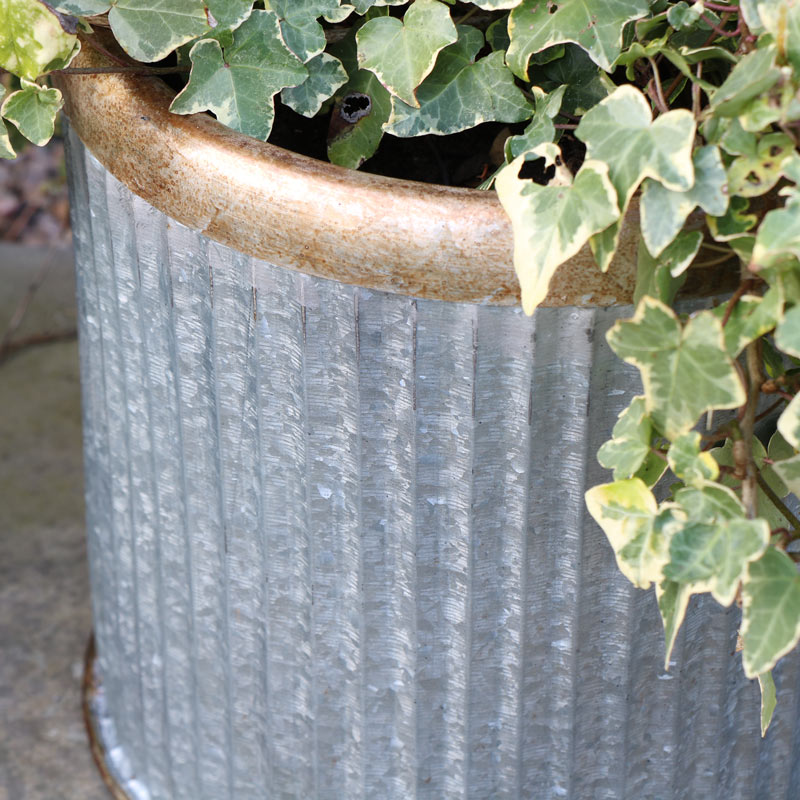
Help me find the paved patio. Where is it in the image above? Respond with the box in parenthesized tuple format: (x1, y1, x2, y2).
(0, 243, 108, 799)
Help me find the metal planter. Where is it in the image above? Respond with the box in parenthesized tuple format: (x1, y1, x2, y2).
(59, 56, 800, 800)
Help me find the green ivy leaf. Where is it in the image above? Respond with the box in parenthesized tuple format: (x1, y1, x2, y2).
(505, 85, 565, 160)
(668, 431, 719, 487)
(327, 26, 392, 168)
(271, 0, 340, 62)
(758, 671, 777, 737)
(106, 0, 211, 63)
(707, 196, 758, 242)
(0, 79, 62, 146)
(585, 478, 665, 589)
(633, 230, 701, 306)
(742, 547, 800, 678)
(640, 146, 728, 257)
(495, 144, 620, 314)
(576, 85, 695, 270)
(0, 0, 79, 80)
(506, 0, 650, 75)
(356, 0, 457, 107)
(281, 53, 348, 117)
(607, 298, 746, 439)
(170, 11, 306, 141)
(385, 29, 532, 137)
(597, 395, 652, 480)
(656, 578, 693, 669)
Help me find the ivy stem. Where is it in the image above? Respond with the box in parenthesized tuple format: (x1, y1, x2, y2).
(740, 340, 764, 518)
(700, 1, 740, 11)
(758, 472, 800, 532)
(647, 57, 669, 114)
(81, 33, 132, 68)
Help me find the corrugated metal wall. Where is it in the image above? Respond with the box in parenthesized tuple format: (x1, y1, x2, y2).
(66, 128, 800, 800)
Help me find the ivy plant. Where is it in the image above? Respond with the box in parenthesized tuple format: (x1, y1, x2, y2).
(3, 0, 800, 735)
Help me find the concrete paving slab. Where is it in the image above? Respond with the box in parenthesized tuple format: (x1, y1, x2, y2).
(0, 244, 108, 799)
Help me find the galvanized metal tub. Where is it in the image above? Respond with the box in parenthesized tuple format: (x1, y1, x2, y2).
(58, 51, 800, 800)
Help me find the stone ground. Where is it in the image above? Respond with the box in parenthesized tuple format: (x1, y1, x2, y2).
(0, 243, 109, 799)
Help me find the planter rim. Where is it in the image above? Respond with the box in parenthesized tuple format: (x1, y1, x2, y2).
(60, 42, 648, 306)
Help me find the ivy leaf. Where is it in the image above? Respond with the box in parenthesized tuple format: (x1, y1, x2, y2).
(54, 1, 110, 14)
(0, 121, 15, 160)
(727, 133, 795, 198)
(106, 0, 210, 63)
(281, 53, 348, 117)
(709, 44, 780, 118)
(350, 0, 405, 12)
(170, 11, 306, 141)
(758, 671, 777, 737)
(640, 146, 728, 257)
(674, 481, 747, 522)
(712, 285, 784, 359)
(469, 0, 523, 8)
(576, 86, 695, 270)
(665, 515, 769, 607)
(0, 0, 79, 80)
(206, 0, 252, 31)
(707, 196, 758, 242)
(771, 453, 800, 497)
(607, 299, 746, 439)
(656, 579, 693, 669)
(585, 478, 665, 589)
(495, 144, 620, 314)
(0, 79, 62, 146)
(271, 0, 340, 62)
(753, 195, 800, 270)
(668, 431, 719, 487)
(356, 0, 457, 107)
(385, 29, 533, 137)
(506, 0, 650, 75)
(634, 230, 701, 306)
(741, 547, 800, 678)
(597, 395, 652, 480)
(538, 44, 615, 116)
(776, 304, 800, 359)
(505, 85, 565, 159)
(327, 27, 392, 169)
(756, 0, 800, 72)
(778, 393, 800, 450)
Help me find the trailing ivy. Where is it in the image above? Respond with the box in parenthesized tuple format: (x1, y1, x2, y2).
(4, 0, 800, 735)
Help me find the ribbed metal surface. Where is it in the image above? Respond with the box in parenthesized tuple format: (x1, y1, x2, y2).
(66, 128, 800, 800)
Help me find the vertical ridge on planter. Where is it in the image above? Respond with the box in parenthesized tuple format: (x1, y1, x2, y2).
(414, 300, 474, 799)
(301, 277, 364, 798)
(206, 242, 268, 797)
(166, 222, 231, 799)
(84, 149, 147, 783)
(252, 265, 313, 797)
(105, 173, 170, 794)
(355, 289, 418, 799)
(467, 306, 533, 799)
(130, 191, 196, 800)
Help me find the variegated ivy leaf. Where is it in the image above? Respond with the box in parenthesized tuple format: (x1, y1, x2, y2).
(0, 79, 62, 146)
(776, 304, 800, 359)
(741, 547, 800, 678)
(54, 1, 110, 14)
(576, 86, 695, 271)
(607, 299, 745, 439)
(0, 86, 14, 158)
(668, 431, 719, 488)
(640, 146, 727, 258)
(656, 579, 692, 669)
(206, 0, 253, 30)
(170, 10, 307, 141)
(771, 453, 800, 497)
(585, 478, 666, 590)
(711, 285, 784, 359)
(505, 85, 565, 160)
(665, 514, 769, 607)
(470, 0, 523, 8)
(271, 0, 340, 62)
(495, 144, 620, 314)
(707, 196, 758, 243)
(281, 53, 347, 117)
(356, 0, 457, 107)
(727, 133, 795, 199)
(327, 25, 392, 168)
(0, 0, 79, 80)
(667, 1, 705, 29)
(597, 395, 652, 481)
(759, 671, 777, 737)
(506, 0, 650, 76)
(633, 230, 702, 307)
(710, 44, 780, 118)
(753, 195, 800, 270)
(385, 27, 532, 138)
(756, 0, 800, 72)
(778, 393, 800, 451)
(350, 0, 405, 12)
